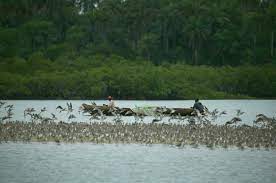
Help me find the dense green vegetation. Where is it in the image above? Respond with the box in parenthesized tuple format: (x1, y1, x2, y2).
(1, 55, 275, 99)
(0, 0, 276, 99)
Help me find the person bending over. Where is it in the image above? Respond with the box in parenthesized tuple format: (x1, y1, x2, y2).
(193, 98, 204, 113)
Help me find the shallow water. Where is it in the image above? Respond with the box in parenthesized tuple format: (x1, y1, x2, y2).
(0, 143, 275, 183)
(0, 100, 276, 124)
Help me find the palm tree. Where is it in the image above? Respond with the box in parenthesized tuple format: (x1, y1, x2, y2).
(184, 16, 210, 65)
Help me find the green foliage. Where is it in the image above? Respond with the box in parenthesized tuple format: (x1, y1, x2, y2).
(0, 55, 275, 99)
(0, 0, 276, 99)
(1, 0, 275, 65)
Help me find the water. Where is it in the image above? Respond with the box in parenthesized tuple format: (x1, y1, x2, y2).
(0, 143, 275, 183)
(1, 101, 276, 182)
(1, 100, 276, 124)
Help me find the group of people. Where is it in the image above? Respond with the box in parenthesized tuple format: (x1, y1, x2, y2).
(107, 96, 206, 114)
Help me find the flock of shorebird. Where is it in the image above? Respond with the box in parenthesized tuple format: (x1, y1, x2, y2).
(0, 101, 275, 149)
(1, 101, 276, 127)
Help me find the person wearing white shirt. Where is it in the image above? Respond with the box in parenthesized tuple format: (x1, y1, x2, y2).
(108, 96, 115, 108)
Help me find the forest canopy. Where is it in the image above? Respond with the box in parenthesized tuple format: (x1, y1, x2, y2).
(0, 0, 276, 99)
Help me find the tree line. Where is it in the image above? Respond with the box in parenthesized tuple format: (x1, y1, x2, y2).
(0, 55, 275, 99)
(0, 0, 276, 99)
(1, 0, 276, 65)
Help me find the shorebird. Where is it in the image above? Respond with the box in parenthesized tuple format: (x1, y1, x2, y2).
(88, 114, 100, 121)
(188, 117, 196, 125)
(254, 114, 275, 127)
(56, 105, 63, 110)
(211, 109, 219, 116)
(152, 115, 164, 123)
(236, 109, 245, 117)
(4, 104, 13, 110)
(219, 111, 227, 115)
(26, 113, 43, 122)
(24, 108, 36, 117)
(225, 117, 242, 125)
(56, 105, 66, 113)
(40, 107, 47, 113)
(68, 114, 76, 121)
(67, 102, 73, 113)
(0, 101, 6, 108)
(41, 117, 53, 123)
(1, 115, 12, 122)
(51, 113, 57, 120)
(134, 113, 145, 123)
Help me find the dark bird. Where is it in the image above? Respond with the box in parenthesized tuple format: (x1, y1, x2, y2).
(188, 117, 196, 125)
(152, 117, 162, 123)
(67, 102, 73, 112)
(0, 101, 6, 108)
(68, 114, 76, 121)
(225, 117, 242, 125)
(256, 114, 268, 119)
(219, 111, 227, 115)
(56, 106, 63, 110)
(56, 105, 66, 113)
(236, 109, 245, 116)
(211, 108, 219, 116)
(254, 114, 275, 127)
(51, 113, 57, 120)
(40, 107, 47, 113)
(24, 108, 35, 113)
(88, 114, 100, 121)
(1, 116, 12, 122)
(41, 117, 52, 123)
(4, 104, 13, 109)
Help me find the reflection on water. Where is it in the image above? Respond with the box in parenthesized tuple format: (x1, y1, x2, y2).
(0, 100, 276, 124)
(0, 143, 275, 183)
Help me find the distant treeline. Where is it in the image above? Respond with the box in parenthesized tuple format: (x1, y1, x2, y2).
(0, 55, 275, 99)
(0, 0, 276, 65)
(0, 0, 276, 99)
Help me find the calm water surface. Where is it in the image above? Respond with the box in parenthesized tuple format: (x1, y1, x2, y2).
(1, 100, 276, 124)
(0, 143, 276, 183)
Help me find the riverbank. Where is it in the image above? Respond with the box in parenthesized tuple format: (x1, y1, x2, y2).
(1, 121, 275, 149)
